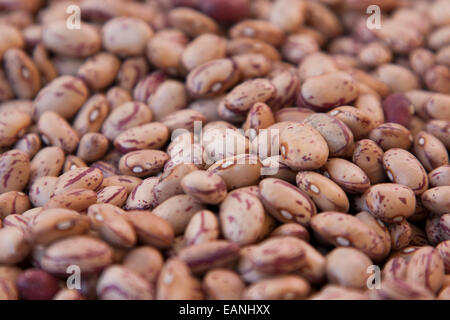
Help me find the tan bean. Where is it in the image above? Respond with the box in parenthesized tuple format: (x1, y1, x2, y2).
(389, 220, 413, 250)
(118, 150, 168, 177)
(203, 269, 245, 300)
(298, 71, 359, 112)
(270, 0, 306, 32)
(429, 165, 450, 187)
(53, 167, 103, 196)
(152, 194, 205, 235)
(29, 146, 64, 183)
(182, 34, 227, 72)
(181, 171, 227, 205)
(97, 265, 154, 300)
(224, 78, 275, 114)
(28, 176, 57, 207)
(46, 188, 97, 212)
(106, 87, 132, 111)
(0, 191, 30, 219)
(282, 34, 319, 65)
(266, 69, 300, 111)
(62, 156, 88, 173)
(13, 133, 40, 158)
(28, 208, 90, 245)
(426, 120, 450, 149)
(383, 148, 429, 195)
(421, 186, 450, 216)
(42, 21, 101, 58)
(123, 246, 163, 284)
(0, 109, 31, 148)
(0, 24, 24, 61)
(207, 154, 262, 190)
(3, 48, 40, 99)
(322, 158, 370, 194)
(244, 276, 310, 300)
(123, 210, 174, 249)
(72, 94, 110, 137)
(279, 123, 329, 171)
(270, 223, 310, 242)
(311, 285, 367, 300)
(310, 212, 389, 262)
(0, 150, 30, 193)
(96, 186, 127, 207)
(0, 227, 30, 265)
(37, 112, 79, 153)
(426, 214, 450, 245)
(370, 279, 434, 300)
(87, 203, 136, 248)
(437, 241, 450, 273)
(184, 210, 220, 246)
(101, 102, 153, 141)
(125, 177, 159, 210)
(169, 7, 219, 37)
(230, 20, 285, 47)
(161, 109, 206, 133)
(232, 53, 272, 80)
(102, 17, 153, 57)
(227, 37, 281, 61)
(406, 246, 445, 293)
(156, 259, 203, 300)
(77, 53, 120, 91)
(414, 131, 449, 172)
(364, 183, 416, 223)
(368, 122, 413, 151)
(186, 59, 240, 99)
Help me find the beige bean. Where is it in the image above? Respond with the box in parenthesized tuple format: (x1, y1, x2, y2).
(310, 285, 367, 300)
(370, 279, 434, 300)
(0, 24, 24, 61)
(181, 171, 227, 205)
(421, 186, 450, 216)
(279, 123, 329, 171)
(429, 165, 450, 187)
(364, 183, 416, 223)
(101, 102, 153, 141)
(53, 167, 103, 196)
(169, 7, 219, 37)
(102, 175, 141, 195)
(182, 34, 227, 71)
(383, 148, 429, 195)
(123, 246, 163, 284)
(76, 133, 109, 163)
(31, 43, 57, 86)
(87, 204, 136, 249)
(28, 208, 90, 245)
(3, 48, 40, 99)
(266, 69, 300, 111)
(232, 53, 272, 80)
(97, 265, 154, 300)
(270, 0, 306, 32)
(352, 139, 386, 184)
(118, 150, 168, 177)
(102, 17, 153, 57)
(46, 188, 97, 212)
(28, 176, 57, 207)
(368, 122, 413, 151)
(42, 21, 101, 57)
(13, 133, 40, 158)
(282, 34, 319, 65)
(0, 109, 31, 148)
(0, 150, 30, 193)
(123, 210, 174, 249)
(117, 56, 149, 91)
(203, 269, 245, 300)
(425, 120, 449, 150)
(152, 194, 205, 235)
(224, 78, 275, 114)
(125, 177, 159, 210)
(156, 259, 203, 300)
(230, 20, 285, 47)
(406, 246, 445, 293)
(62, 156, 88, 173)
(184, 210, 220, 246)
(114, 122, 169, 154)
(97, 186, 127, 207)
(328, 106, 373, 140)
(244, 276, 310, 300)
(227, 37, 281, 61)
(77, 53, 120, 91)
(437, 241, 450, 273)
(37, 112, 79, 153)
(219, 188, 265, 245)
(29, 146, 64, 183)
(106, 87, 132, 110)
(0, 227, 30, 265)
(322, 158, 370, 194)
(310, 212, 389, 262)
(414, 131, 449, 172)
(0, 191, 30, 219)
(298, 71, 359, 112)
(207, 154, 261, 190)
(426, 214, 450, 245)
(186, 59, 240, 99)
(354, 94, 385, 128)
(389, 220, 413, 250)
(177, 240, 240, 274)
(161, 109, 206, 133)
(270, 223, 310, 242)
(72, 94, 110, 137)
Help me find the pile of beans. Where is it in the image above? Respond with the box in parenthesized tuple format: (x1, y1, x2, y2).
(0, 0, 449, 300)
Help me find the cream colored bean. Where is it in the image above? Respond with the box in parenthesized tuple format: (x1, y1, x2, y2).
(364, 183, 416, 223)
(181, 171, 227, 205)
(0, 150, 30, 193)
(152, 195, 205, 235)
(97, 186, 127, 207)
(184, 210, 220, 246)
(62, 155, 87, 173)
(203, 269, 245, 300)
(53, 167, 103, 196)
(161, 109, 206, 133)
(101, 102, 153, 141)
(232, 53, 272, 80)
(45, 188, 97, 211)
(29, 146, 64, 183)
(42, 21, 101, 58)
(383, 148, 429, 195)
(352, 139, 386, 185)
(279, 123, 329, 171)
(0, 227, 30, 265)
(227, 37, 281, 61)
(186, 59, 240, 99)
(406, 246, 445, 293)
(123, 246, 163, 283)
(0, 24, 24, 61)
(123, 210, 175, 249)
(87, 203, 136, 249)
(0, 109, 31, 148)
(259, 178, 316, 226)
(298, 71, 359, 112)
(182, 34, 227, 72)
(421, 186, 450, 216)
(28, 208, 90, 245)
(114, 122, 169, 154)
(389, 220, 413, 250)
(414, 131, 449, 172)
(429, 165, 450, 187)
(13, 133, 40, 158)
(125, 177, 159, 210)
(354, 93, 385, 128)
(328, 106, 373, 140)
(102, 17, 153, 57)
(369, 123, 413, 151)
(117, 56, 149, 92)
(28, 176, 57, 207)
(207, 154, 262, 190)
(244, 276, 310, 300)
(270, 223, 310, 242)
(224, 78, 275, 114)
(0, 191, 30, 219)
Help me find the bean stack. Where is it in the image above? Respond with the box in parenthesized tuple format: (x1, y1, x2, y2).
(0, 0, 449, 300)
